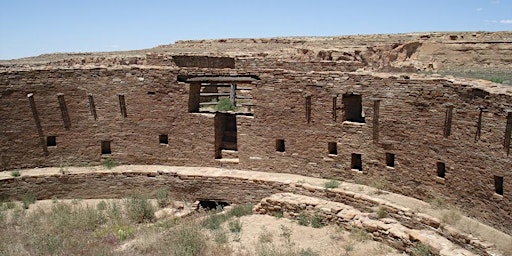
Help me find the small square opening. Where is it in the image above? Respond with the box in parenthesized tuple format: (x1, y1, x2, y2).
(328, 142, 337, 155)
(276, 139, 285, 152)
(159, 134, 169, 145)
(494, 175, 504, 196)
(101, 141, 111, 155)
(436, 162, 446, 179)
(46, 136, 56, 147)
(386, 153, 395, 168)
(351, 153, 362, 172)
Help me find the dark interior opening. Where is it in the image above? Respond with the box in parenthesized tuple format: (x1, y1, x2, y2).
(494, 175, 504, 195)
(328, 142, 337, 155)
(386, 153, 395, 168)
(46, 136, 56, 147)
(436, 162, 446, 178)
(276, 139, 285, 152)
(214, 113, 237, 159)
(351, 153, 362, 171)
(159, 134, 168, 145)
(342, 94, 365, 123)
(197, 200, 230, 211)
(147, 91, 156, 95)
(101, 141, 111, 155)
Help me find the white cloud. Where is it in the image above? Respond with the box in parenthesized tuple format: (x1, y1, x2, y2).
(491, 0, 500, 4)
(476, 7, 483, 11)
(500, 19, 512, 24)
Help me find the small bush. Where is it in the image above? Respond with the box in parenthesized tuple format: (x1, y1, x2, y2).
(10, 170, 20, 177)
(299, 247, 320, 256)
(103, 158, 117, 169)
(271, 210, 283, 218)
(213, 228, 228, 244)
(311, 215, 324, 228)
(430, 196, 446, 209)
(279, 224, 292, 245)
(227, 204, 253, 217)
(124, 195, 155, 223)
(349, 226, 371, 241)
(215, 98, 235, 112)
(21, 192, 37, 209)
(297, 212, 310, 226)
(376, 206, 388, 219)
(171, 222, 207, 256)
(228, 218, 242, 233)
(96, 200, 107, 211)
(156, 189, 171, 208)
(258, 227, 274, 244)
(490, 77, 504, 83)
(412, 242, 431, 256)
(202, 213, 227, 230)
(441, 209, 462, 225)
(324, 179, 339, 189)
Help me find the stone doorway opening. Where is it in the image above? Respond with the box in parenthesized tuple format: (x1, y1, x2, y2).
(215, 113, 238, 160)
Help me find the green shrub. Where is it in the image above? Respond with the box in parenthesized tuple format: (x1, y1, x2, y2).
(299, 248, 320, 256)
(171, 222, 207, 256)
(213, 228, 228, 244)
(297, 212, 310, 226)
(310, 215, 324, 228)
(324, 179, 339, 189)
(103, 158, 117, 169)
(202, 213, 227, 230)
(96, 200, 107, 211)
(258, 227, 273, 244)
(10, 170, 20, 177)
(279, 224, 292, 244)
(228, 218, 242, 233)
(349, 226, 371, 241)
(156, 189, 171, 208)
(124, 195, 155, 223)
(412, 242, 431, 256)
(215, 98, 235, 111)
(377, 206, 388, 219)
(21, 192, 37, 209)
(227, 204, 253, 217)
(490, 77, 504, 83)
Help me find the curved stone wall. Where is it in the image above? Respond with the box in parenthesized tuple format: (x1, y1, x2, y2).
(0, 166, 506, 255)
(0, 63, 511, 234)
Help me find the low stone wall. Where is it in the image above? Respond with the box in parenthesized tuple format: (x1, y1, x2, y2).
(254, 193, 496, 256)
(0, 166, 504, 256)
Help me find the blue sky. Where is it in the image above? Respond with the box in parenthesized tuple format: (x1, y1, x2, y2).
(1, 0, 511, 60)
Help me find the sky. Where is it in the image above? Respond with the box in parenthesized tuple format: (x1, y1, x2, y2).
(0, 0, 511, 60)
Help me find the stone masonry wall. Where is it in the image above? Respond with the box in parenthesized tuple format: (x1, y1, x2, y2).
(0, 64, 511, 233)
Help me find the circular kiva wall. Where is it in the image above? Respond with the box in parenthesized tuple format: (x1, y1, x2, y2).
(0, 66, 511, 234)
(0, 166, 505, 256)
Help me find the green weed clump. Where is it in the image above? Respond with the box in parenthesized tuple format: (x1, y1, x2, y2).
(171, 222, 207, 256)
(21, 193, 37, 209)
(227, 204, 253, 218)
(324, 179, 340, 189)
(376, 206, 388, 219)
(215, 98, 235, 111)
(156, 188, 171, 208)
(412, 242, 431, 256)
(102, 158, 117, 169)
(124, 195, 155, 223)
(10, 170, 20, 177)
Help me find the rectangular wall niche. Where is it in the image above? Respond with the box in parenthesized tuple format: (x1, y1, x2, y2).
(46, 136, 56, 147)
(276, 139, 285, 152)
(342, 94, 365, 123)
(436, 162, 446, 179)
(351, 153, 362, 172)
(159, 134, 169, 145)
(214, 113, 237, 159)
(101, 141, 111, 155)
(328, 142, 337, 155)
(385, 153, 395, 168)
(494, 175, 504, 196)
